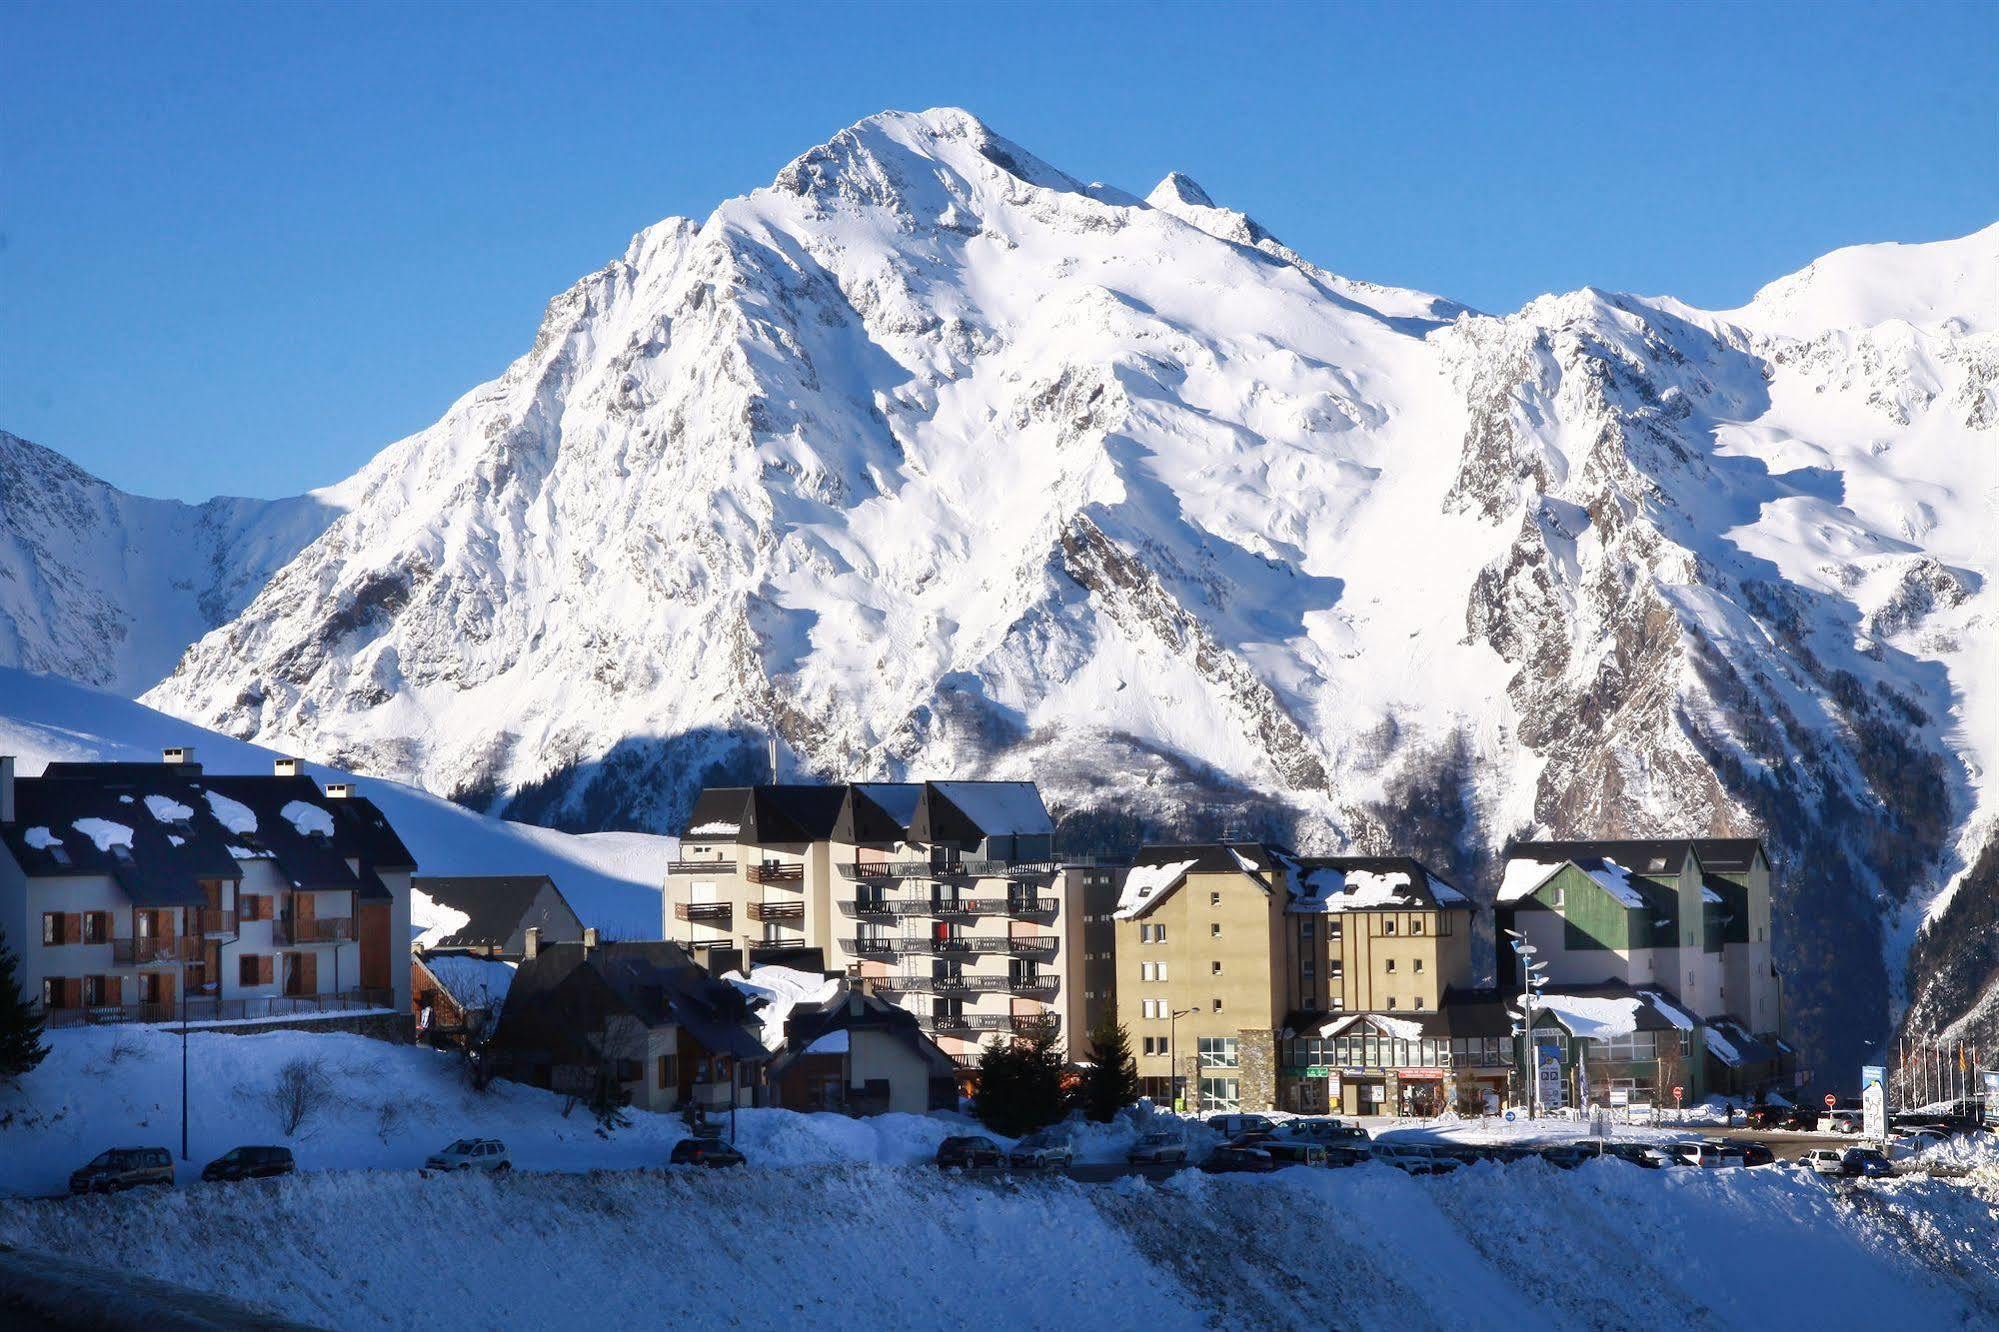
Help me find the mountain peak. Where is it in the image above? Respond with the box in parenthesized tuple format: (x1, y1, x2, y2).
(1147, 172, 1215, 209)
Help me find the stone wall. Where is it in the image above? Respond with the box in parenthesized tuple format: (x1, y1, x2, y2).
(191, 1010, 412, 1044)
(1237, 1028, 1278, 1112)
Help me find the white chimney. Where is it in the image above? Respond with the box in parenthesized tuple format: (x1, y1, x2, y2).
(162, 746, 195, 766)
(582, 926, 600, 954)
(524, 926, 541, 961)
(274, 756, 301, 777)
(324, 781, 354, 799)
(0, 755, 14, 826)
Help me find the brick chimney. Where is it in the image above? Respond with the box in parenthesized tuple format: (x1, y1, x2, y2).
(273, 756, 301, 777)
(324, 781, 354, 799)
(0, 755, 14, 826)
(523, 926, 540, 961)
(162, 745, 196, 766)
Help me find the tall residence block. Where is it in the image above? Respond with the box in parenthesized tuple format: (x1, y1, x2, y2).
(0, 751, 414, 1030)
(664, 782, 1076, 1063)
(1113, 844, 1489, 1116)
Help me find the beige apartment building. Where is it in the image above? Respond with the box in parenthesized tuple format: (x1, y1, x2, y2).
(1114, 843, 1477, 1113)
(664, 782, 1075, 1063)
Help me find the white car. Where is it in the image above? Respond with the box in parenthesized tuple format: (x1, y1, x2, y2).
(1670, 1142, 1743, 1169)
(425, 1137, 513, 1173)
(1816, 1111, 1862, 1135)
(1803, 1147, 1849, 1175)
(1007, 1130, 1074, 1171)
(1126, 1130, 1189, 1166)
(1207, 1113, 1275, 1139)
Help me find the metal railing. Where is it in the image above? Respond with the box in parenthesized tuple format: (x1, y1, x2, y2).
(837, 900, 935, 919)
(44, 988, 396, 1030)
(674, 902, 732, 923)
(871, 974, 1014, 995)
(1004, 897, 1058, 917)
(1007, 937, 1059, 958)
(111, 937, 181, 966)
(916, 1013, 1020, 1034)
(667, 859, 738, 875)
(840, 859, 1062, 881)
(743, 862, 804, 885)
(746, 901, 804, 923)
(273, 916, 355, 946)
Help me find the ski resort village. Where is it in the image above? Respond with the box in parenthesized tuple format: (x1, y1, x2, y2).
(3, 6, 1998, 1323)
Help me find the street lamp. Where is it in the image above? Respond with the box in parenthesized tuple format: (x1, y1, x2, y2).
(1168, 1007, 1198, 1113)
(1504, 930, 1541, 1121)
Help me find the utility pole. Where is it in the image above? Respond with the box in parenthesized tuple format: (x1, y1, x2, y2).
(180, 979, 190, 1162)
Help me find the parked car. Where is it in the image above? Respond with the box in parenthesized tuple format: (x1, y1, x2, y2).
(1594, 1141, 1672, 1169)
(201, 1145, 295, 1183)
(1201, 1144, 1277, 1174)
(1285, 1118, 1369, 1144)
(1779, 1105, 1823, 1131)
(1669, 1142, 1742, 1169)
(1743, 1104, 1792, 1130)
(1375, 1145, 1461, 1176)
(1803, 1148, 1851, 1176)
(1261, 1140, 1329, 1169)
(1126, 1131, 1189, 1166)
(1008, 1130, 1074, 1172)
(1538, 1144, 1593, 1170)
(934, 1135, 1007, 1170)
(1816, 1111, 1864, 1135)
(1320, 1144, 1372, 1168)
(69, 1147, 173, 1194)
(1733, 1141, 1776, 1168)
(1842, 1148, 1894, 1179)
(1207, 1113, 1276, 1139)
(423, 1138, 512, 1173)
(669, 1137, 746, 1168)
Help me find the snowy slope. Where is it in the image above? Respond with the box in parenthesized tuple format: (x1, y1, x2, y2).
(0, 667, 664, 935)
(0, 430, 348, 693)
(22, 106, 1991, 1078)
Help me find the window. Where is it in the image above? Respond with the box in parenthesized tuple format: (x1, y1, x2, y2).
(83, 912, 110, 944)
(1140, 961, 1167, 982)
(1300, 921, 1314, 938)
(1210, 960, 1222, 975)
(1413, 959, 1424, 974)
(1197, 1037, 1239, 1068)
(1413, 997, 1426, 1011)
(1198, 1077, 1241, 1111)
(239, 954, 274, 986)
(1383, 919, 1397, 936)
(1141, 999, 1165, 1020)
(1211, 998, 1223, 1013)
(1385, 998, 1397, 1010)
(1384, 959, 1396, 973)
(83, 975, 108, 1007)
(1329, 996, 1344, 1012)
(1301, 993, 1314, 1009)
(1411, 917, 1424, 935)
(1302, 960, 1316, 976)
(41, 978, 59, 1010)
(1209, 891, 1221, 908)
(657, 1055, 676, 1089)
(1210, 922, 1222, 938)
(1553, 885, 1566, 909)
(41, 913, 65, 946)
(614, 1059, 643, 1084)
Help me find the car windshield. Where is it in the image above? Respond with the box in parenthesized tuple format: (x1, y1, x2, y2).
(220, 1148, 245, 1162)
(86, 1151, 120, 1168)
(445, 1139, 477, 1153)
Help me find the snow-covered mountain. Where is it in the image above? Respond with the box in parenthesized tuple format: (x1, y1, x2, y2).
(0, 430, 349, 693)
(17, 107, 1994, 1077)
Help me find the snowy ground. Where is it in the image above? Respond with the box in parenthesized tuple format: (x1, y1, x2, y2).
(2, 1154, 1996, 1329)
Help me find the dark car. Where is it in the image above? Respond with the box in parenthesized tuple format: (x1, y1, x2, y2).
(670, 1137, 746, 1168)
(1734, 1142, 1776, 1168)
(1320, 1145, 1372, 1168)
(1779, 1106, 1822, 1131)
(201, 1145, 295, 1183)
(1593, 1141, 1669, 1169)
(69, 1147, 173, 1194)
(1842, 1147, 1894, 1179)
(1743, 1105, 1791, 1130)
(1261, 1141, 1329, 1168)
(1539, 1144, 1592, 1170)
(1201, 1144, 1278, 1174)
(935, 1136, 1007, 1170)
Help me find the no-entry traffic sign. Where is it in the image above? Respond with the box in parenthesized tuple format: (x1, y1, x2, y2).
(1824, 1092, 1838, 1109)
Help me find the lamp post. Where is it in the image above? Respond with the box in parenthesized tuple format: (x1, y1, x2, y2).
(180, 977, 190, 1162)
(1168, 1007, 1198, 1113)
(1504, 931, 1544, 1121)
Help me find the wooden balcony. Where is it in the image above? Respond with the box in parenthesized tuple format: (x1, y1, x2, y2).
(272, 916, 355, 946)
(746, 900, 804, 923)
(111, 936, 181, 966)
(188, 908, 238, 938)
(743, 862, 804, 886)
(675, 902, 732, 924)
(667, 859, 738, 875)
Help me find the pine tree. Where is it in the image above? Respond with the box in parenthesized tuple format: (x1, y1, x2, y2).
(974, 1015, 1067, 1137)
(0, 929, 49, 1084)
(1077, 1007, 1140, 1123)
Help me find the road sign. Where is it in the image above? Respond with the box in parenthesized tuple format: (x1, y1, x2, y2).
(1609, 1088, 1630, 1108)
(1504, 1110, 1517, 1123)
(1861, 1065, 1887, 1142)
(1824, 1092, 1838, 1109)
(1673, 1085, 1684, 1105)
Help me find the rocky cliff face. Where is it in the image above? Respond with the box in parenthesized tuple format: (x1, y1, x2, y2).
(0, 431, 346, 693)
(117, 109, 1997, 1077)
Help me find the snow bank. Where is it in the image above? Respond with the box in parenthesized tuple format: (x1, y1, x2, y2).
(419, 954, 517, 1014)
(23, 826, 60, 850)
(2, 1143, 1995, 1330)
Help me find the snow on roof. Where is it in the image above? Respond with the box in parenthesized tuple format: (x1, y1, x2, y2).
(204, 790, 258, 836)
(804, 1030, 851, 1055)
(1533, 994, 1642, 1040)
(24, 826, 60, 851)
(1700, 884, 1724, 905)
(1584, 861, 1648, 909)
(420, 953, 517, 1014)
(1636, 990, 1697, 1031)
(1226, 847, 1260, 875)
(1705, 1024, 1744, 1067)
(167, 835, 186, 847)
(1498, 856, 1646, 909)
(71, 818, 133, 853)
(282, 800, 335, 839)
(725, 964, 842, 1052)
(412, 889, 472, 950)
(1371, 1016, 1424, 1042)
(932, 782, 1053, 837)
(1114, 859, 1196, 919)
(143, 794, 194, 824)
(686, 821, 740, 837)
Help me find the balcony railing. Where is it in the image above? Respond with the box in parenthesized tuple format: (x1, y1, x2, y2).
(675, 902, 732, 924)
(1007, 936, 1059, 959)
(840, 859, 1062, 881)
(667, 859, 738, 875)
(743, 862, 804, 886)
(746, 901, 804, 923)
(44, 988, 396, 1030)
(836, 898, 1017, 919)
(1004, 897, 1058, 918)
(874, 974, 1062, 998)
(272, 916, 355, 946)
(188, 908, 238, 937)
(837, 900, 934, 919)
(916, 1013, 1020, 1035)
(111, 936, 181, 966)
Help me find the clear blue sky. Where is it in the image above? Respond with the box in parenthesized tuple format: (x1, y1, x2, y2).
(3, 1, 1992, 501)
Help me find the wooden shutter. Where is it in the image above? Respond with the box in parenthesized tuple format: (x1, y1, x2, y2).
(295, 892, 317, 924)
(64, 914, 83, 944)
(106, 975, 124, 1006)
(64, 978, 83, 1010)
(259, 955, 275, 985)
(299, 952, 318, 994)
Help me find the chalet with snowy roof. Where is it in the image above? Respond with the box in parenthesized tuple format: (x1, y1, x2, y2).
(729, 963, 959, 1115)
(1496, 838, 1784, 1072)
(1113, 842, 1480, 1115)
(0, 750, 413, 1034)
(664, 781, 1075, 1065)
(490, 934, 769, 1114)
(410, 873, 585, 957)
(1509, 982, 1710, 1108)
(412, 949, 518, 1047)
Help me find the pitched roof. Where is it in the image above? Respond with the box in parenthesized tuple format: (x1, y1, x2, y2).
(679, 780, 1053, 845)
(1115, 843, 1281, 919)
(912, 782, 1054, 842)
(411, 874, 579, 950)
(1277, 855, 1469, 913)
(1505, 838, 1768, 879)
(415, 951, 518, 1016)
(1, 762, 413, 906)
(768, 989, 956, 1077)
(497, 940, 767, 1063)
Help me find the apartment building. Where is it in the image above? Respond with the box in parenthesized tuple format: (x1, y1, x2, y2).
(1496, 839, 1782, 1039)
(1063, 860, 1127, 1040)
(1114, 844, 1477, 1114)
(0, 750, 414, 1028)
(664, 781, 1074, 1062)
